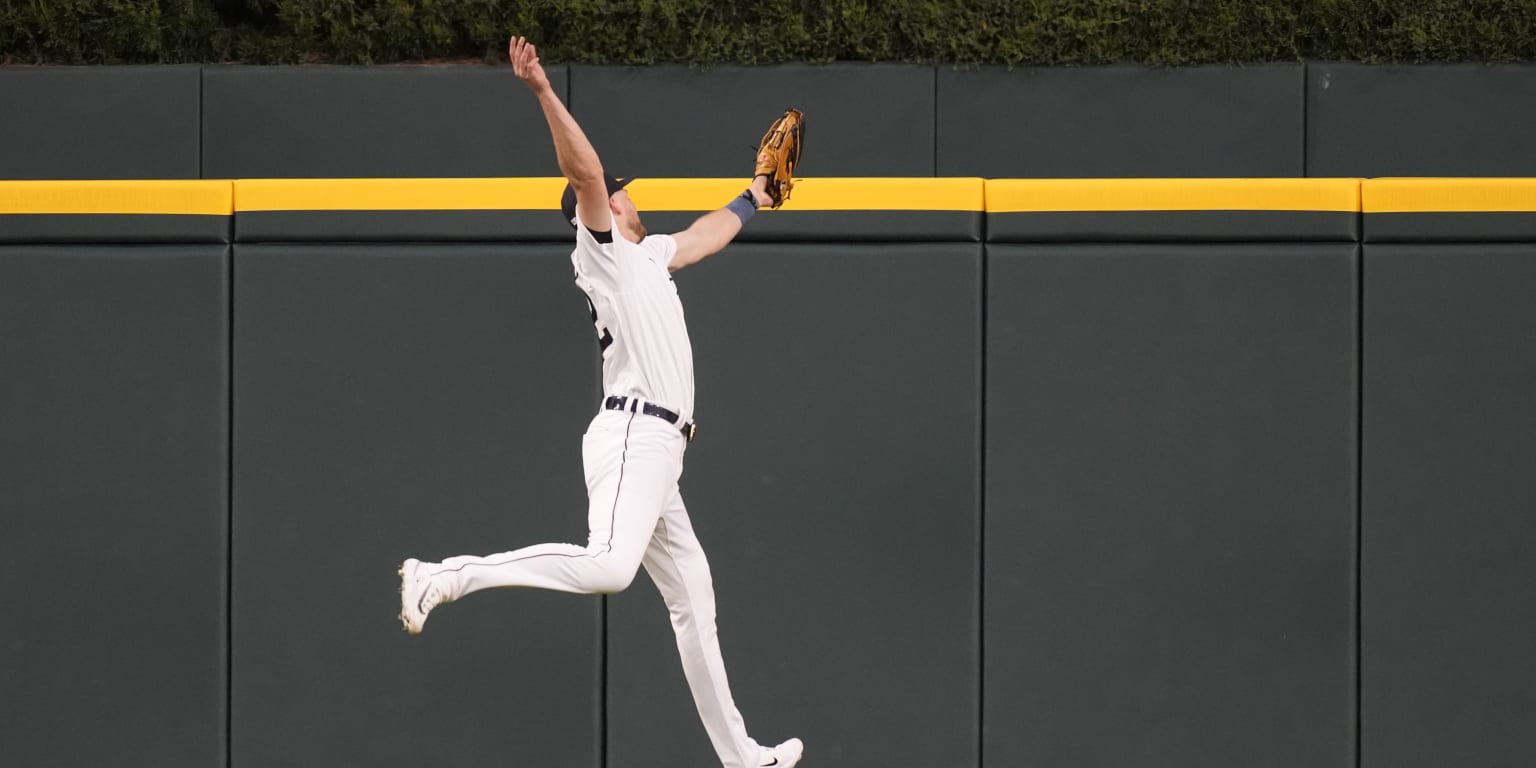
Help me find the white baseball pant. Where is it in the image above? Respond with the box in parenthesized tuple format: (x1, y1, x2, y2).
(433, 406, 762, 768)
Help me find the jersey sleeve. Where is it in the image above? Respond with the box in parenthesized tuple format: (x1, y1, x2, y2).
(645, 234, 680, 270)
(573, 211, 621, 286)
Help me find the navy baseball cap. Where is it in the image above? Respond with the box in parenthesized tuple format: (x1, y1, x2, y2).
(561, 175, 633, 228)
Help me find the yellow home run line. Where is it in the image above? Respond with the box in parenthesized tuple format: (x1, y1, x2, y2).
(627, 178, 986, 211)
(1362, 178, 1536, 213)
(233, 178, 568, 211)
(8, 178, 1536, 215)
(0, 180, 232, 215)
(986, 179, 1362, 213)
(232, 177, 986, 212)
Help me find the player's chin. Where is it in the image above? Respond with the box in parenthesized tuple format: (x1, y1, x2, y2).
(633, 220, 648, 240)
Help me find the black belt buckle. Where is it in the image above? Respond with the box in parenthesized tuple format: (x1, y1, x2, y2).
(685, 422, 697, 443)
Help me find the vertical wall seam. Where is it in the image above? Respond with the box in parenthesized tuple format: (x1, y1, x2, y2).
(225, 241, 235, 768)
(1301, 63, 1310, 178)
(976, 237, 987, 768)
(599, 595, 608, 768)
(972, 63, 986, 766)
(932, 66, 940, 177)
(1354, 241, 1365, 768)
(216, 56, 229, 768)
(200, 67, 207, 180)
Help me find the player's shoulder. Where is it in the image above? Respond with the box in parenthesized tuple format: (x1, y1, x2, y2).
(573, 207, 624, 246)
(575, 220, 613, 249)
(638, 233, 678, 260)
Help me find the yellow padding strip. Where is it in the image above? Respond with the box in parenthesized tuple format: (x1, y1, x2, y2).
(628, 177, 985, 211)
(235, 177, 986, 213)
(235, 178, 568, 212)
(0, 181, 232, 215)
(1363, 178, 1536, 213)
(987, 178, 1360, 213)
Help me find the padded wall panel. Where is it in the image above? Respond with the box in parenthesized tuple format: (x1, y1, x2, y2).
(938, 65, 1304, 178)
(0, 67, 201, 179)
(202, 66, 568, 178)
(0, 214, 229, 243)
(1308, 64, 1536, 177)
(0, 244, 228, 767)
(232, 243, 602, 768)
(1361, 243, 1536, 768)
(606, 243, 981, 768)
(569, 64, 935, 177)
(1365, 212, 1536, 243)
(985, 242, 1357, 768)
(988, 210, 1358, 243)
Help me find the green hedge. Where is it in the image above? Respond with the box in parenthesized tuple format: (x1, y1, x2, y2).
(4, 0, 1536, 65)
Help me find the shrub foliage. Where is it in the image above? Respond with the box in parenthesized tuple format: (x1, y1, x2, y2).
(3, 0, 1536, 65)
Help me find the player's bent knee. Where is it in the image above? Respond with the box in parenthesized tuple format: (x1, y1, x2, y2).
(584, 561, 639, 594)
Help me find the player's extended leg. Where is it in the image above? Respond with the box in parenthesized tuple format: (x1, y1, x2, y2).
(399, 412, 680, 633)
(642, 492, 803, 768)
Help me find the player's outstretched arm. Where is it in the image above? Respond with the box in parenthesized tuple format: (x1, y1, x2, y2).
(509, 36, 610, 232)
(671, 109, 805, 272)
(669, 176, 773, 272)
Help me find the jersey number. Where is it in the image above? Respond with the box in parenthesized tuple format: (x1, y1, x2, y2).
(585, 296, 613, 353)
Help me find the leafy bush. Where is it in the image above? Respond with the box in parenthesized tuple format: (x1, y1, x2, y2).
(3, 0, 1536, 65)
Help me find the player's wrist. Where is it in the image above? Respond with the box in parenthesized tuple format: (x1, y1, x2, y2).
(725, 189, 758, 225)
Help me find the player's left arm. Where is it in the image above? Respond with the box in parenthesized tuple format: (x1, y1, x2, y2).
(668, 176, 773, 273)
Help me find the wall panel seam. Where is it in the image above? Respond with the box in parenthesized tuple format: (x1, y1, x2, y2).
(224, 240, 235, 768)
(1354, 242, 1364, 768)
(976, 240, 987, 768)
(1301, 63, 1311, 178)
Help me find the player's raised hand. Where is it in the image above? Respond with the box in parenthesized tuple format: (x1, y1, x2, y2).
(509, 36, 551, 94)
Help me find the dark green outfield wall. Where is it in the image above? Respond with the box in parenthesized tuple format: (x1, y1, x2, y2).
(7, 193, 1534, 768)
(0, 241, 228, 768)
(4, 64, 1536, 768)
(985, 217, 1358, 768)
(1359, 218, 1536, 768)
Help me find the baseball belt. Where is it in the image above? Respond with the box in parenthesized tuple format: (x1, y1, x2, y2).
(604, 395, 697, 443)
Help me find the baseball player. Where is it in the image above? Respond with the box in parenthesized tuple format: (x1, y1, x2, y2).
(398, 36, 807, 768)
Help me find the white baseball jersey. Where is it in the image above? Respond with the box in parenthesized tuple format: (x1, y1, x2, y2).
(572, 212, 695, 421)
(411, 208, 791, 768)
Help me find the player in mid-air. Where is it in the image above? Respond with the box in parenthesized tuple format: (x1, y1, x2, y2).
(398, 36, 806, 768)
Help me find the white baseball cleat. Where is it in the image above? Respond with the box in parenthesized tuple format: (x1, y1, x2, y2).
(759, 737, 804, 768)
(398, 558, 447, 635)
